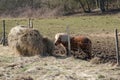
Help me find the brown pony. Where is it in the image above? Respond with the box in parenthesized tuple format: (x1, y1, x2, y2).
(54, 33, 92, 59)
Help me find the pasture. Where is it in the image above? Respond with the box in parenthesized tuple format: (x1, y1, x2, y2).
(0, 15, 120, 80)
(0, 15, 120, 38)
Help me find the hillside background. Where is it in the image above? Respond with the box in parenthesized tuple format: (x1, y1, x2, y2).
(0, 0, 120, 18)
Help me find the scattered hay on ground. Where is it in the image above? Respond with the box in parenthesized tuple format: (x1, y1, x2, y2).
(118, 32, 120, 36)
(90, 57, 101, 64)
(71, 50, 89, 60)
(53, 44, 67, 57)
(14, 75, 34, 80)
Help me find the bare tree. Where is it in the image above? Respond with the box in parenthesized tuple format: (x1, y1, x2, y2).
(85, 0, 91, 12)
(99, 0, 106, 12)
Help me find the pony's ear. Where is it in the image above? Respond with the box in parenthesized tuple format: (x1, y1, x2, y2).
(61, 35, 68, 42)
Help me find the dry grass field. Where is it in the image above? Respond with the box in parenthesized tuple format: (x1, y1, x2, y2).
(0, 44, 120, 80)
(0, 14, 120, 80)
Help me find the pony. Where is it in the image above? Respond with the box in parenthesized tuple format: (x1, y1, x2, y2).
(54, 33, 92, 59)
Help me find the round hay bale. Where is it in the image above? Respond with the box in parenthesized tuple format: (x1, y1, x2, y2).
(42, 37, 55, 56)
(53, 44, 67, 57)
(8, 25, 44, 56)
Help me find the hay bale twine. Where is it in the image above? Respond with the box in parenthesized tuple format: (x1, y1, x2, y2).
(53, 44, 67, 57)
(42, 37, 55, 56)
(8, 25, 44, 56)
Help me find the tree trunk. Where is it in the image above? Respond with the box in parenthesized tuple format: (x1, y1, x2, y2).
(85, 0, 91, 13)
(117, 0, 120, 8)
(79, 0, 86, 12)
(31, 0, 33, 9)
(99, 0, 105, 12)
(106, 0, 109, 10)
(96, 0, 99, 8)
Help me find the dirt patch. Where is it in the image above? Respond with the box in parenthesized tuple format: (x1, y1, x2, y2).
(90, 33, 119, 64)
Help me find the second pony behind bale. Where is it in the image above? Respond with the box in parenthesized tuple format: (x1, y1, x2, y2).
(8, 25, 44, 56)
(42, 37, 55, 56)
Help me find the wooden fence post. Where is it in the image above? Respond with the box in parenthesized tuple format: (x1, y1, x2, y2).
(2, 20, 6, 46)
(30, 19, 33, 28)
(66, 26, 71, 56)
(28, 18, 31, 28)
(16, 20, 19, 25)
(115, 29, 120, 65)
(28, 18, 33, 28)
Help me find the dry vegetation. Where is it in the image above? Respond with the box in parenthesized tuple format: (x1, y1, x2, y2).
(0, 15, 120, 80)
(0, 44, 120, 80)
(0, 32, 120, 80)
